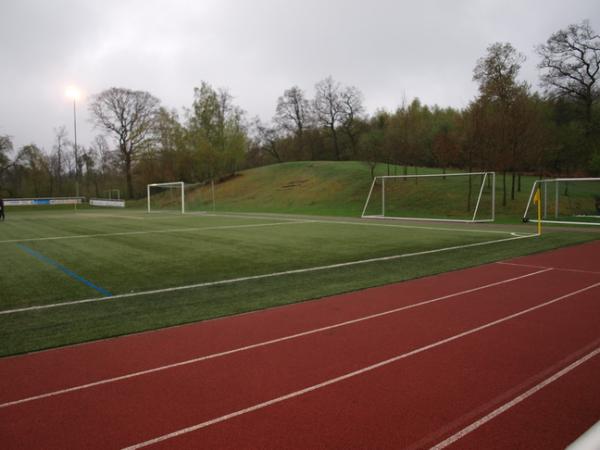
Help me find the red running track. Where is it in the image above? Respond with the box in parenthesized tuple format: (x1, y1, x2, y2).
(1, 240, 600, 449)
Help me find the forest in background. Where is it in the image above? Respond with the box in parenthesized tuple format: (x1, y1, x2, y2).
(0, 20, 598, 208)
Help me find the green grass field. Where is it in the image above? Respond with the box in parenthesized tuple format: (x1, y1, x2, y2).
(1, 162, 599, 357)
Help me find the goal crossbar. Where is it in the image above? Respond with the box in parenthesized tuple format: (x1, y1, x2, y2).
(361, 172, 496, 223)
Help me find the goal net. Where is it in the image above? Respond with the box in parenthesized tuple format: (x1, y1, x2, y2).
(522, 178, 600, 226)
(361, 172, 496, 223)
(147, 181, 214, 214)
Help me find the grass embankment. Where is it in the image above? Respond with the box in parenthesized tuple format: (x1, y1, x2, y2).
(185, 161, 574, 223)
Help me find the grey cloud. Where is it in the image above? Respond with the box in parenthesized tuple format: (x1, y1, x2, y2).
(0, 0, 598, 152)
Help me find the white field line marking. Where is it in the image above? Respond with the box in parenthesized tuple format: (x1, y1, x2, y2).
(121, 280, 600, 450)
(496, 261, 600, 275)
(430, 346, 600, 450)
(509, 232, 533, 237)
(0, 220, 314, 245)
(0, 268, 551, 409)
(205, 212, 520, 236)
(0, 233, 536, 315)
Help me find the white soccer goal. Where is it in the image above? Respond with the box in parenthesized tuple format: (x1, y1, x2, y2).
(522, 178, 600, 226)
(147, 182, 186, 214)
(147, 181, 215, 214)
(361, 172, 496, 223)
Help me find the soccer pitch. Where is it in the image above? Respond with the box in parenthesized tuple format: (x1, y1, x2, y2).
(0, 209, 597, 356)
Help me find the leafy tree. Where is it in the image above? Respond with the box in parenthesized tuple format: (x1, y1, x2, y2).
(0, 135, 13, 173)
(89, 87, 161, 198)
(187, 82, 247, 180)
(152, 107, 187, 182)
(431, 111, 461, 176)
(0, 135, 14, 194)
(15, 144, 50, 197)
(383, 99, 431, 177)
(472, 42, 528, 206)
(359, 110, 388, 179)
(589, 150, 600, 175)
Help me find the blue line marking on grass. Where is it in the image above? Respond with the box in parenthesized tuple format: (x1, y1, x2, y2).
(16, 243, 113, 297)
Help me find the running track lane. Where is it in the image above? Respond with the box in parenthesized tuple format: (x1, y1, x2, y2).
(1, 241, 599, 449)
(148, 287, 600, 450)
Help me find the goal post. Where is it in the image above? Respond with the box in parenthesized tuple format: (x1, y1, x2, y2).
(361, 172, 496, 223)
(522, 178, 600, 226)
(147, 182, 185, 214)
(147, 181, 215, 214)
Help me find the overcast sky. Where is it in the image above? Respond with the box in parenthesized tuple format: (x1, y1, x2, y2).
(0, 0, 598, 153)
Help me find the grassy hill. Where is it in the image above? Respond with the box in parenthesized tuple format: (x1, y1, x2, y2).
(185, 161, 563, 223)
(189, 161, 375, 216)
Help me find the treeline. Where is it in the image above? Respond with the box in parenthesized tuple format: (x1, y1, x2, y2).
(0, 20, 598, 205)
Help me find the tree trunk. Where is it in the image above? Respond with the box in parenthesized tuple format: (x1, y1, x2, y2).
(585, 98, 593, 128)
(467, 169, 473, 212)
(125, 156, 133, 199)
(511, 172, 516, 201)
(331, 125, 340, 160)
(502, 171, 507, 207)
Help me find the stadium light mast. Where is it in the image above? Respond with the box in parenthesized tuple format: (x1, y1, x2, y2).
(65, 86, 81, 160)
(65, 86, 81, 201)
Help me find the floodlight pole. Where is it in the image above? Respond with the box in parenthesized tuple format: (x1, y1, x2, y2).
(72, 96, 79, 211)
(72, 98, 78, 164)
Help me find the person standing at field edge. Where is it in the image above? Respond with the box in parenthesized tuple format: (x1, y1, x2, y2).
(0, 198, 5, 221)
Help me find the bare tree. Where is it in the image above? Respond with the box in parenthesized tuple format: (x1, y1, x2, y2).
(314, 77, 344, 160)
(50, 126, 69, 194)
(339, 86, 365, 157)
(91, 135, 118, 180)
(89, 87, 160, 198)
(537, 20, 599, 124)
(275, 86, 313, 158)
(252, 118, 283, 162)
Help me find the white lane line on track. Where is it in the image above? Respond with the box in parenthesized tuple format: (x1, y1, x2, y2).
(0, 220, 314, 244)
(430, 346, 600, 450)
(0, 268, 551, 409)
(496, 261, 600, 275)
(121, 280, 600, 450)
(0, 233, 537, 316)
